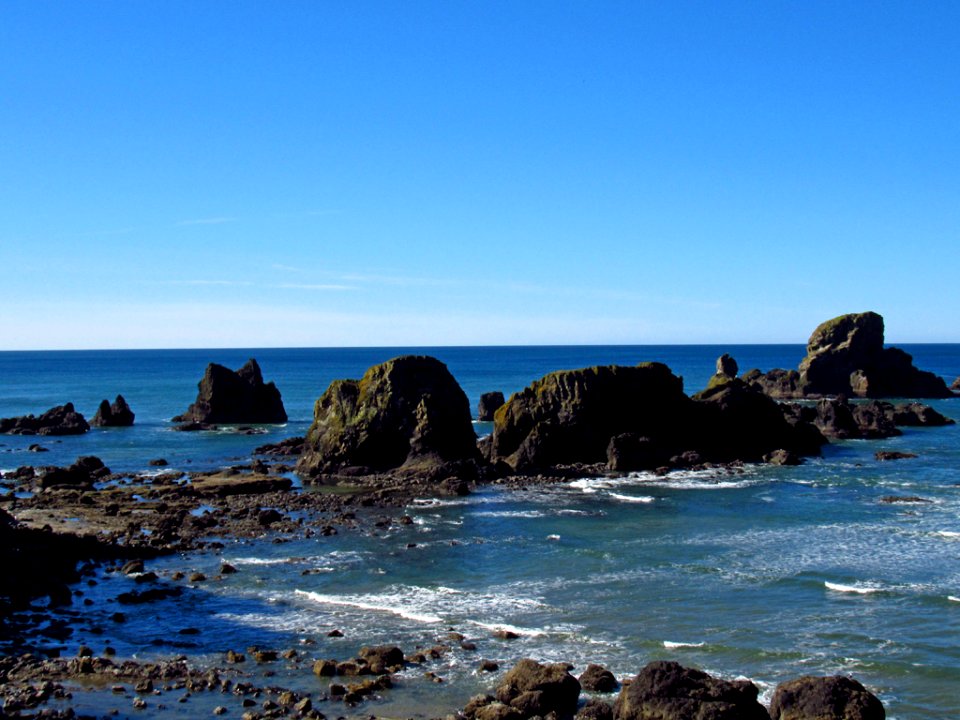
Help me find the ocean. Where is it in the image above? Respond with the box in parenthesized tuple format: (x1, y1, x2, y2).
(1, 345, 959, 719)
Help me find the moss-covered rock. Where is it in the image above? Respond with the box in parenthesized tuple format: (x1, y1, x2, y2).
(296, 355, 479, 479)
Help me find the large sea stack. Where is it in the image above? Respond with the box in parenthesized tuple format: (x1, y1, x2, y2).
(744, 312, 952, 399)
(489, 362, 824, 472)
(173, 359, 286, 425)
(296, 355, 480, 480)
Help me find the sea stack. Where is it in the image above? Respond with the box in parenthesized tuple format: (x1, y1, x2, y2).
(91, 395, 135, 427)
(173, 359, 286, 425)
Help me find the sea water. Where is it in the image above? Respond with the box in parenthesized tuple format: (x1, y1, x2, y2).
(1, 345, 959, 719)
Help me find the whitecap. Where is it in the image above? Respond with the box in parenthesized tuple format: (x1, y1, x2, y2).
(948, 595, 960, 603)
(936, 531, 960, 539)
(825, 581, 885, 595)
(663, 641, 705, 649)
(294, 589, 443, 624)
(470, 620, 546, 637)
(472, 510, 546, 519)
(546, 534, 561, 541)
(608, 492, 655, 504)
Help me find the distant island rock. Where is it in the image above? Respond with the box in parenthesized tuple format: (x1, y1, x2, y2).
(743, 311, 952, 398)
(477, 391, 505, 421)
(91, 395, 135, 427)
(0, 403, 90, 436)
(172, 359, 286, 426)
(296, 355, 481, 481)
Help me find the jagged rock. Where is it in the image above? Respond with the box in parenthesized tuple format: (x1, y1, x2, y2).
(495, 659, 581, 719)
(579, 664, 618, 693)
(613, 661, 768, 720)
(0, 403, 90, 436)
(478, 391, 506, 421)
(741, 368, 804, 399)
(173, 359, 286, 425)
(887, 402, 954, 427)
(37, 456, 111, 489)
(768, 675, 885, 720)
(91, 395, 135, 427)
(296, 355, 480, 479)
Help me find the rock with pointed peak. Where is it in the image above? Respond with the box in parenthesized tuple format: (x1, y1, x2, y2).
(91, 395, 135, 427)
(173, 359, 286, 425)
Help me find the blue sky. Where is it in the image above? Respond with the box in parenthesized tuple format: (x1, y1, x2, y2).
(2, 1, 958, 349)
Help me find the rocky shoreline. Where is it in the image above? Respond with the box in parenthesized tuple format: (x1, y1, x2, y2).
(2, 311, 956, 718)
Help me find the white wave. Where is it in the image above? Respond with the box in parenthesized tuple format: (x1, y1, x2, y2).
(472, 510, 546, 518)
(937, 531, 960, 539)
(825, 581, 885, 595)
(608, 492, 655, 504)
(663, 641, 705, 649)
(295, 590, 443, 624)
(409, 497, 474, 508)
(557, 509, 592, 516)
(546, 534, 561, 541)
(470, 620, 546, 637)
(948, 596, 960, 603)
(228, 556, 299, 566)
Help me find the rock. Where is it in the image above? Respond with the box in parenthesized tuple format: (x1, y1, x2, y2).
(296, 355, 480, 479)
(257, 509, 283, 526)
(253, 436, 305, 456)
(577, 698, 614, 720)
(91, 395, 135, 427)
(614, 661, 768, 720)
(768, 675, 885, 720)
(37, 456, 111, 489)
(764, 449, 802, 466)
(149, 458, 169, 467)
(121, 560, 145, 575)
(952, 377, 960, 392)
(173, 359, 286, 425)
(716, 354, 739, 379)
(358, 645, 405, 673)
(888, 402, 954, 427)
(579, 664, 618, 693)
(741, 368, 804, 399)
(480, 660, 500, 672)
(606, 434, 664, 472)
(880, 495, 930, 503)
(495, 658, 581, 719)
(220, 563, 238, 574)
(0, 403, 90, 436)
(875, 451, 918, 461)
(478, 392, 506, 421)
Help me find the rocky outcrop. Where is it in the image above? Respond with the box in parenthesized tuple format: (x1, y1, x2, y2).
(478, 392, 506, 421)
(744, 312, 952, 399)
(173, 359, 286, 425)
(768, 675, 885, 720)
(490, 363, 825, 473)
(296, 355, 480, 480)
(0, 403, 90, 436)
(613, 661, 769, 720)
(494, 659, 581, 718)
(91, 395, 135, 427)
(783, 398, 953, 440)
(36, 456, 111, 489)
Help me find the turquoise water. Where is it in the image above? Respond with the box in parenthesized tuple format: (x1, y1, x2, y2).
(2, 346, 959, 719)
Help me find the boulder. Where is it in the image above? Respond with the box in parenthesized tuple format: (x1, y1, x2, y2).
(91, 395, 135, 427)
(37, 456, 110, 489)
(579, 664, 618, 693)
(613, 661, 768, 720)
(478, 391, 506, 421)
(296, 355, 480, 479)
(496, 659, 581, 719)
(716, 354, 738, 379)
(0, 403, 90, 436)
(173, 359, 286, 425)
(768, 675, 885, 720)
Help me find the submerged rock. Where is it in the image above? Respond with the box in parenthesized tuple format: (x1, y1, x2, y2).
(768, 675, 885, 720)
(614, 661, 769, 720)
(0, 403, 90, 436)
(173, 359, 286, 425)
(91, 395, 135, 427)
(296, 355, 480, 480)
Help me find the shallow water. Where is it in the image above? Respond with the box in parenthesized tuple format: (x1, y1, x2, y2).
(2, 345, 959, 719)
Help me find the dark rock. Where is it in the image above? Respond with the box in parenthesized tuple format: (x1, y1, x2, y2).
(253, 436, 305, 456)
(37, 456, 111, 489)
(91, 395, 135, 427)
(173, 359, 286, 425)
(613, 661, 768, 720)
(579, 664, 618, 693)
(577, 698, 614, 720)
(149, 458, 169, 467)
(27, 444, 48, 453)
(741, 368, 804, 399)
(257, 509, 283, 526)
(480, 660, 500, 672)
(849, 402, 900, 439)
(952, 377, 960, 392)
(296, 355, 480, 479)
(358, 644, 405, 673)
(768, 675, 885, 720)
(313, 659, 337, 676)
(495, 658, 581, 719)
(607, 434, 664, 472)
(716, 354, 738, 379)
(880, 495, 930, 503)
(888, 402, 954, 427)
(764, 449, 802, 466)
(0, 403, 90, 436)
(479, 391, 506, 421)
(875, 451, 918, 461)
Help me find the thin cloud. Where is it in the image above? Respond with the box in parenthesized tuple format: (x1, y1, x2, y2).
(167, 279, 254, 287)
(175, 217, 238, 226)
(276, 283, 357, 291)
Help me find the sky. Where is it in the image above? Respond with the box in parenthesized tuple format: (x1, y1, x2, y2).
(1, 1, 958, 349)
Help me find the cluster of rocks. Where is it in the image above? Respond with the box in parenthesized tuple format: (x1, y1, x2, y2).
(463, 658, 884, 720)
(0, 403, 90, 436)
(743, 311, 953, 399)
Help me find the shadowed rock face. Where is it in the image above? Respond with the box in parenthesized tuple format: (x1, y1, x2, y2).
(91, 395, 135, 427)
(768, 675, 885, 720)
(173, 359, 286, 425)
(745, 312, 952, 399)
(490, 363, 825, 472)
(613, 661, 769, 720)
(296, 355, 480, 478)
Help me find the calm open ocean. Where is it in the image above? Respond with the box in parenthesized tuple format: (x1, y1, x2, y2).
(2, 345, 959, 719)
